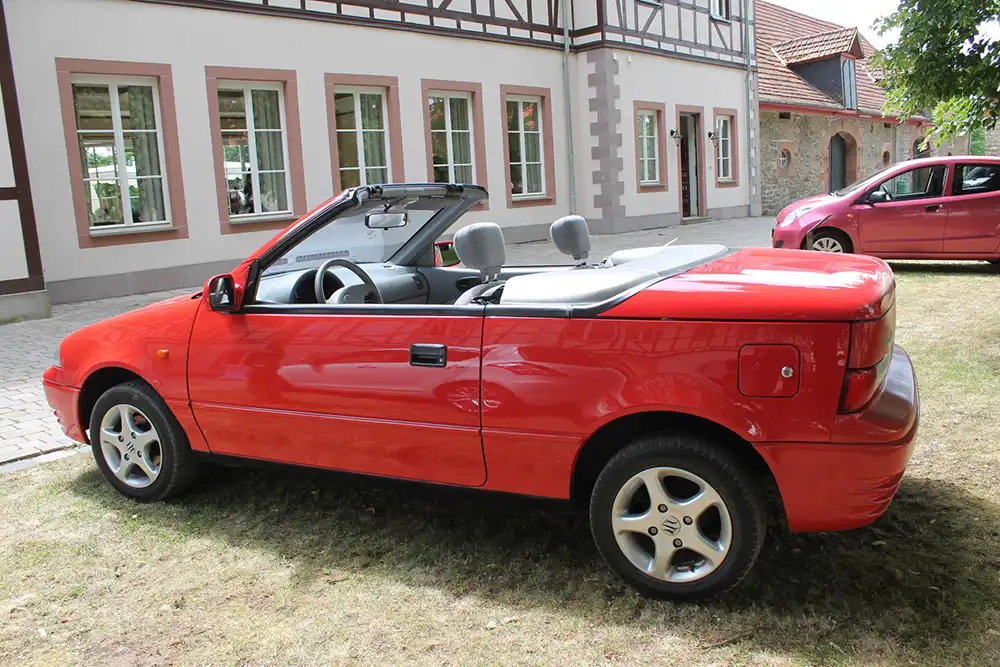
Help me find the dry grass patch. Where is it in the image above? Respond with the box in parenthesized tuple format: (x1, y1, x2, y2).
(1, 261, 1000, 666)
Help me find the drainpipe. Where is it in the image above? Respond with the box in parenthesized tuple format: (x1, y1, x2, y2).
(742, 0, 755, 216)
(561, 0, 577, 213)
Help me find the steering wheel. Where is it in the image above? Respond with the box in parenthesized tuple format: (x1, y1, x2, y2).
(314, 258, 384, 305)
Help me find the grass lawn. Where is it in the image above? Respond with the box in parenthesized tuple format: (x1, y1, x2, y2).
(2, 262, 999, 666)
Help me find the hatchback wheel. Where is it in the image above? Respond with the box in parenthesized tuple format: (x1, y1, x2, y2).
(589, 433, 766, 600)
(809, 229, 851, 253)
(89, 380, 199, 501)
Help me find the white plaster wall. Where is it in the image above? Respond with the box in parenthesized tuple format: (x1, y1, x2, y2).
(7, 0, 574, 283)
(0, 200, 28, 281)
(0, 85, 14, 187)
(616, 49, 750, 217)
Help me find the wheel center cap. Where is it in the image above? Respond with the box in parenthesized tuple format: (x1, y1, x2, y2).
(660, 515, 681, 536)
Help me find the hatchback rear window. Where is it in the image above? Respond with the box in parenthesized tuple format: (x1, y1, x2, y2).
(954, 164, 1000, 196)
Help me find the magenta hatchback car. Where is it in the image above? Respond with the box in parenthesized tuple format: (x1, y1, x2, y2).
(772, 156, 1000, 263)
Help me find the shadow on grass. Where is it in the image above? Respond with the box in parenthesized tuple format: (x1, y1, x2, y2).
(886, 260, 999, 275)
(73, 463, 1000, 664)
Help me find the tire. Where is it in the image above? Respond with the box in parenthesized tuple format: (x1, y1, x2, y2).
(807, 228, 852, 253)
(88, 380, 199, 501)
(589, 433, 766, 600)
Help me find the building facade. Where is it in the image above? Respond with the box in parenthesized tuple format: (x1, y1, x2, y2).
(0, 0, 757, 318)
(755, 0, 965, 216)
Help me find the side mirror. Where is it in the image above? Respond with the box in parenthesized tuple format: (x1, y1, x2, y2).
(434, 240, 461, 267)
(208, 274, 239, 312)
(867, 190, 890, 205)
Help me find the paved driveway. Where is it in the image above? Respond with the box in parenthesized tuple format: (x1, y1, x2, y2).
(0, 216, 773, 465)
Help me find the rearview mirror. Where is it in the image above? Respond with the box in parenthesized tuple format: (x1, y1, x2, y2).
(434, 240, 460, 267)
(365, 212, 408, 229)
(867, 190, 890, 204)
(208, 274, 238, 312)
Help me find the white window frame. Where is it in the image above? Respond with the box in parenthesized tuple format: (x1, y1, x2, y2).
(507, 95, 546, 198)
(842, 58, 858, 110)
(429, 91, 475, 184)
(637, 109, 660, 185)
(716, 115, 733, 181)
(710, 0, 731, 21)
(71, 75, 171, 234)
(218, 80, 293, 221)
(333, 86, 391, 188)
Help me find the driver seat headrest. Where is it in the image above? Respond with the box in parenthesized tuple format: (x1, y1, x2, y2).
(453, 222, 506, 282)
(550, 215, 591, 264)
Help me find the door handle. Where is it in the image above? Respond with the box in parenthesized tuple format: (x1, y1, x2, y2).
(456, 277, 480, 291)
(925, 204, 943, 212)
(410, 343, 447, 367)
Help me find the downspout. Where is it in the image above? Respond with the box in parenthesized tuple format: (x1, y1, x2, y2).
(561, 0, 577, 213)
(742, 0, 755, 216)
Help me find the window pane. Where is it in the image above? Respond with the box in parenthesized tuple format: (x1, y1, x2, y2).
(522, 102, 538, 132)
(645, 137, 656, 161)
(118, 85, 157, 131)
(337, 132, 359, 169)
(256, 131, 285, 171)
(449, 97, 470, 131)
(506, 101, 519, 131)
(340, 168, 361, 189)
(124, 133, 162, 178)
(510, 164, 523, 194)
(366, 167, 388, 185)
(132, 177, 166, 223)
(429, 97, 446, 131)
(259, 172, 289, 212)
(431, 132, 448, 165)
(251, 89, 282, 130)
(334, 93, 356, 130)
(360, 93, 384, 130)
(79, 135, 118, 181)
(452, 131, 471, 165)
(524, 132, 541, 163)
(73, 85, 113, 131)
(226, 173, 252, 215)
(526, 164, 543, 194)
(454, 165, 473, 184)
(223, 134, 251, 178)
(85, 180, 124, 227)
(959, 164, 1000, 194)
(645, 159, 658, 183)
(218, 90, 246, 130)
(362, 130, 386, 170)
(433, 166, 449, 183)
(508, 132, 521, 163)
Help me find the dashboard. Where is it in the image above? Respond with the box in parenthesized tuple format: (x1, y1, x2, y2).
(255, 263, 430, 305)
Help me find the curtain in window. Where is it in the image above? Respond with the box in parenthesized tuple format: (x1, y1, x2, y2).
(122, 85, 166, 223)
(251, 89, 287, 212)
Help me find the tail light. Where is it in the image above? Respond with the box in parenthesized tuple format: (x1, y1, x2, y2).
(839, 306, 895, 414)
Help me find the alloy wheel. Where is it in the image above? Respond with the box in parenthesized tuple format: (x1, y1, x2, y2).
(812, 236, 844, 252)
(98, 404, 162, 489)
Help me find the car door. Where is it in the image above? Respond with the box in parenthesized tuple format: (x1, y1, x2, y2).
(944, 162, 1000, 254)
(187, 304, 488, 487)
(857, 163, 950, 254)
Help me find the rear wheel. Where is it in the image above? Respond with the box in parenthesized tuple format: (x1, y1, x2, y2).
(589, 433, 766, 600)
(89, 380, 199, 501)
(808, 228, 852, 253)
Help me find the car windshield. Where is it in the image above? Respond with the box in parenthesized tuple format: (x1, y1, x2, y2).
(833, 172, 884, 197)
(263, 198, 442, 276)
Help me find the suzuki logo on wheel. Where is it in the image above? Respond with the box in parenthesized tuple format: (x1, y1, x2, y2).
(660, 515, 681, 535)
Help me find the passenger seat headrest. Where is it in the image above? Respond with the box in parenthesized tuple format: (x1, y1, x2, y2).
(453, 222, 506, 281)
(550, 215, 591, 264)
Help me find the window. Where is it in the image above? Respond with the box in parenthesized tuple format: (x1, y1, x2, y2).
(879, 165, 947, 200)
(716, 115, 733, 181)
(332, 88, 390, 189)
(217, 82, 292, 218)
(506, 97, 545, 196)
(954, 164, 1000, 195)
(71, 78, 169, 230)
(637, 110, 660, 185)
(842, 58, 858, 110)
(428, 93, 474, 184)
(882, 151, 891, 167)
(710, 0, 731, 20)
(779, 149, 791, 169)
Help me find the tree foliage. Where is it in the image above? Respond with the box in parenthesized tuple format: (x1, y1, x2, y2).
(873, 0, 1000, 141)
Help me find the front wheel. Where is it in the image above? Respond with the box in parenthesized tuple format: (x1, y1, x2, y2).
(589, 433, 767, 600)
(808, 229, 852, 253)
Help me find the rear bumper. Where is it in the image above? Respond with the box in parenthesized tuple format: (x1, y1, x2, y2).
(42, 367, 85, 443)
(757, 344, 919, 532)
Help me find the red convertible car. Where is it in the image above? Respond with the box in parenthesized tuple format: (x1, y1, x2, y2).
(772, 155, 1000, 262)
(43, 184, 919, 599)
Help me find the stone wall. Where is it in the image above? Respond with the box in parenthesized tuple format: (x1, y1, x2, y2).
(759, 110, 968, 215)
(985, 128, 1000, 155)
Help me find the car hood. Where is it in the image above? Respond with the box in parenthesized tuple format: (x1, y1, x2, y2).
(776, 193, 839, 223)
(602, 247, 894, 322)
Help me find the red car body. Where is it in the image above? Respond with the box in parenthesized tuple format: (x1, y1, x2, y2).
(772, 155, 1000, 260)
(43, 195, 919, 535)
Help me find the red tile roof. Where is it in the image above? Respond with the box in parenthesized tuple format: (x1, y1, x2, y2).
(756, 1, 889, 115)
